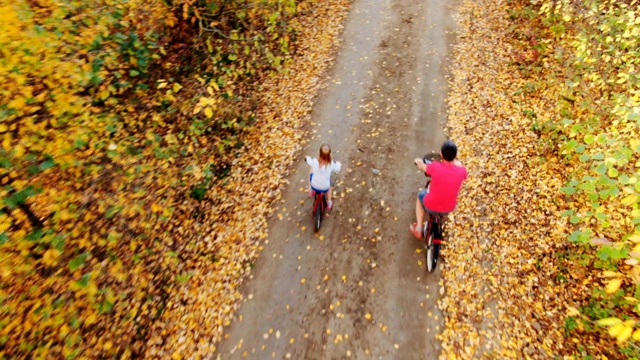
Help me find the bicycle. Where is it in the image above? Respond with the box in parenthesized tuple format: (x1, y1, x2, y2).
(309, 171, 337, 233)
(419, 153, 449, 272)
(311, 190, 328, 233)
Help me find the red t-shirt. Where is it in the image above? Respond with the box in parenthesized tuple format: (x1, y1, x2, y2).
(423, 161, 468, 213)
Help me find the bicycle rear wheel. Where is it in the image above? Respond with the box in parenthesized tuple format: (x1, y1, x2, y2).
(422, 222, 434, 272)
(314, 197, 323, 232)
(425, 233, 437, 272)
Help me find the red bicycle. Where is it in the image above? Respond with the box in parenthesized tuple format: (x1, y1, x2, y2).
(423, 209, 447, 272)
(311, 190, 327, 232)
(420, 153, 448, 272)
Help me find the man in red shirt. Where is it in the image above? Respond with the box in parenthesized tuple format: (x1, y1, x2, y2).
(410, 140, 468, 239)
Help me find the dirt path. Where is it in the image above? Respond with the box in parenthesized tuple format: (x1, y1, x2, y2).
(214, 0, 461, 358)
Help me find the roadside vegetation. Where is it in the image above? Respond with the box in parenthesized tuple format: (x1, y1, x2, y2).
(441, 0, 639, 358)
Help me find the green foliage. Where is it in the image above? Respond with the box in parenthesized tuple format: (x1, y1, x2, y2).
(518, 0, 640, 354)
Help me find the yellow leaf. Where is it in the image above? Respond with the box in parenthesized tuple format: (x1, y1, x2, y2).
(204, 107, 213, 119)
(172, 83, 182, 93)
(621, 195, 638, 206)
(207, 86, 214, 96)
(603, 271, 621, 278)
(609, 323, 624, 337)
(99, 89, 110, 100)
(630, 267, 640, 284)
(597, 317, 622, 326)
(606, 278, 623, 294)
(629, 233, 640, 243)
(42, 248, 61, 266)
(2, 134, 11, 151)
(616, 325, 633, 343)
(157, 81, 168, 89)
(84, 313, 97, 325)
(567, 306, 580, 317)
(14, 144, 25, 157)
(8, 96, 26, 110)
(633, 329, 640, 341)
(193, 106, 202, 115)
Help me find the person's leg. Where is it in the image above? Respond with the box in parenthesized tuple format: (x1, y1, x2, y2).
(308, 172, 314, 196)
(326, 188, 333, 210)
(410, 190, 427, 238)
(415, 196, 425, 228)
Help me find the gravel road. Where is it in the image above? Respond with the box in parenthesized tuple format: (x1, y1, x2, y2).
(214, 0, 461, 357)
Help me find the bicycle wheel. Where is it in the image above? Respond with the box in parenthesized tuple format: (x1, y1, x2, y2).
(422, 220, 435, 272)
(425, 232, 436, 272)
(314, 196, 323, 232)
(432, 243, 440, 269)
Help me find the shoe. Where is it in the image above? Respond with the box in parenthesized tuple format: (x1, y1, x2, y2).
(327, 200, 333, 210)
(409, 223, 422, 239)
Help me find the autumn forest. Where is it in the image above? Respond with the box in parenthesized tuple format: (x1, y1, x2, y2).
(0, 0, 639, 358)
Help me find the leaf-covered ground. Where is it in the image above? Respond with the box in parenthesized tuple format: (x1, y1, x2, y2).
(439, 1, 582, 356)
(439, 0, 639, 358)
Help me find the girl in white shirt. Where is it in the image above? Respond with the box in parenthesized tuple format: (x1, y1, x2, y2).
(305, 144, 341, 210)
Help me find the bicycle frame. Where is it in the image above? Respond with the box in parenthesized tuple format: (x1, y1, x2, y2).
(313, 192, 326, 213)
(424, 213, 444, 244)
(312, 191, 327, 232)
(420, 154, 446, 271)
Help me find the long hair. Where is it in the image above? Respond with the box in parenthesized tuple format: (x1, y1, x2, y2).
(319, 144, 332, 167)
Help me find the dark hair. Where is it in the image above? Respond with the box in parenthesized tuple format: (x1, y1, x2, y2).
(441, 140, 457, 161)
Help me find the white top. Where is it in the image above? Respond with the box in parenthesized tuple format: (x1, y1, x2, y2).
(306, 156, 341, 191)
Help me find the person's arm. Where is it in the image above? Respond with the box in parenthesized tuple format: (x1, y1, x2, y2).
(333, 161, 342, 173)
(414, 158, 427, 173)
